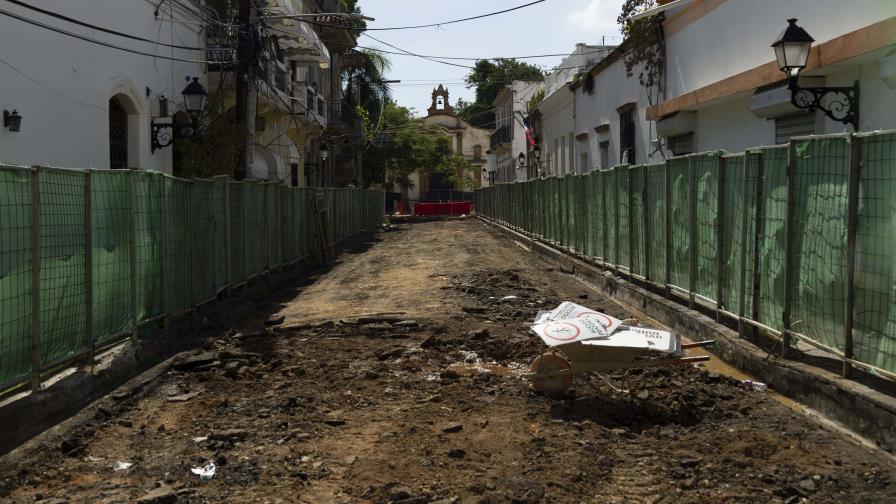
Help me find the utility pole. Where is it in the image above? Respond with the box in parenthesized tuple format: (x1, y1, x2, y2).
(235, 0, 255, 180)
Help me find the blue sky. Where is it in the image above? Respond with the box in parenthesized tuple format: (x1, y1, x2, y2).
(357, 0, 624, 115)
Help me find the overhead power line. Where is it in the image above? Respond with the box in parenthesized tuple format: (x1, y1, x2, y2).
(362, 34, 475, 69)
(0, 7, 236, 64)
(2, 0, 208, 51)
(361, 0, 546, 31)
(357, 45, 618, 61)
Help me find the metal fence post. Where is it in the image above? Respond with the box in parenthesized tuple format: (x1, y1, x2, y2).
(781, 141, 798, 357)
(628, 168, 635, 282)
(688, 156, 697, 309)
(843, 134, 862, 377)
(159, 176, 168, 328)
(664, 160, 672, 298)
(210, 181, 217, 294)
(224, 180, 231, 289)
(643, 167, 651, 282)
(189, 180, 197, 307)
(83, 171, 94, 367)
(128, 170, 138, 341)
(716, 155, 726, 321)
(30, 167, 41, 392)
(614, 171, 621, 274)
(751, 152, 766, 341)
(737, 155, 751, 338)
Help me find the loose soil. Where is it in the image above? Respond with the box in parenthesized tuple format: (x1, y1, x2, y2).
(1, 219, 894, 503)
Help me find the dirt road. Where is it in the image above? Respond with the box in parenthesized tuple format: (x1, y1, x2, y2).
(1, 219, 894, 503)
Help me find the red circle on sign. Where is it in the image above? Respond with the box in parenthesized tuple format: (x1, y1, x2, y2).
(544, 322, 580, 341)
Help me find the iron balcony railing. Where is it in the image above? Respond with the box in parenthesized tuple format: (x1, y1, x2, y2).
(491, 125, 511, 149)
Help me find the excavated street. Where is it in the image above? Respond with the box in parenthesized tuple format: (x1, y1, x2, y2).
(1, 219, 894, 503)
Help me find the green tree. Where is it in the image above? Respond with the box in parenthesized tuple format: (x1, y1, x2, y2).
(364, 102, 472, 202)
(459, 59, 544, 128)
(343, 49, 393, 131)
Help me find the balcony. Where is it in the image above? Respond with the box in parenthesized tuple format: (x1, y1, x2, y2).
(490, 125, 511, 149)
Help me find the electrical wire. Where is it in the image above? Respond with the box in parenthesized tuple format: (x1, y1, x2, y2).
(361, 33, 475, 69)
(0, 55, 108, 111)
(359, 0, 546, 31)
(356, 45, 618, 61)
(0, 7, 236, 64)
(1, 0, 209, 50)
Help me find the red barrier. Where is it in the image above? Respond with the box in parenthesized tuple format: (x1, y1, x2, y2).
(413, 201, 473, 216)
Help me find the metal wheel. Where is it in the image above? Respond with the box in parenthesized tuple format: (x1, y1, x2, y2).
(529, 353, 573, 393)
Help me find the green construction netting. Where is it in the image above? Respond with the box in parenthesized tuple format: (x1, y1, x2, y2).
(0, 170, 383, 388)
(0, 166, 32, 386)
(667, 157, 690, 291)
(644, 163, 666, 282)
(39, 169, 86, 366)
(135, 172, 163, 323)
(718, 154, 757, 318)
(756, 146, 789, 330)
(164, 178, 192, 313)
(91, 171, 133, 345)
(629, 166, 645, 277)
(789, 136, 850, 351)
(694, 153, 721, 301)
(855, 131, 896, 372)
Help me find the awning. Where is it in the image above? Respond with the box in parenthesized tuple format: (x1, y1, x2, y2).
(267, 0, 331, 68)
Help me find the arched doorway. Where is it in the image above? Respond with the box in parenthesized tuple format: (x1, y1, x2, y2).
(109, 96, 129, 169)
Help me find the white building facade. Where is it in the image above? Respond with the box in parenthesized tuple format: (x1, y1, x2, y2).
(488, 81, 542, 183)
(560, 0, 896, 173)
(0, 0, 206, 173)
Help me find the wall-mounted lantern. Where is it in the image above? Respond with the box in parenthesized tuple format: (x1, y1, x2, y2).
(3, 109, 22, 132)
(517, 152, 526, 169)
(320, 143, 329, 161)
(181, 76, 208, 123)
(772, 18, 859, 129)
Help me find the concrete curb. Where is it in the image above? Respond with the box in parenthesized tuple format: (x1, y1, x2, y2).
(478, 216, 896, 453)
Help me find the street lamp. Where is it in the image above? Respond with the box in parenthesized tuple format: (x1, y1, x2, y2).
(151, 77, 208, 152)
(320, 143, 329, 161)
(771, 18, 859, 129)
(3, 109, 22, 132)
(181, 77, 208, 124)
(517, 152, 526, 169)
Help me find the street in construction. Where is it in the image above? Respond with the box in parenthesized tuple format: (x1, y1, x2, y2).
(1, 219, 893, 503)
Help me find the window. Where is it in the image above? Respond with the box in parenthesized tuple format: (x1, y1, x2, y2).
(109, 97, 128, 169)
(619, 107, 635, 165)
(599, 140, 609, 169)
(290, 163, 299, 187)
(473, 145, 482, 161)
(775, 112, 815, 144)
(579, 152, 589, 173)
(668, 133, 694, 157)
(553, 138, 559, 174)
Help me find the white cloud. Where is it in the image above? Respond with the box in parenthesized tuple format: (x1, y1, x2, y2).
(565, 0, 624, 38)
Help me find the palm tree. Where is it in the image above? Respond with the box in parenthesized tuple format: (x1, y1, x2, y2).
(342, 49, 393, 130)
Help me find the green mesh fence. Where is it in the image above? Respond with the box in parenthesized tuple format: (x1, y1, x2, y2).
(855, 131, 896, 372)
(694, 153, 720, 301)
(629, 166, 645, 277)
(91, 171, 132, 344)
(0, 166, 32, 386)
(644, 164, 666, 282)
(473, 131, 896, 378)
(756, 146, 789, 330)
(667, 157, 690, 291)
(0, 165, 382, 391)
(789, 136, 851, 350)
(39, 168, 86, 367)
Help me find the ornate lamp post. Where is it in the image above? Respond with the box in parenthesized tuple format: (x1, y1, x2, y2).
(771, 18, 859, 129)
